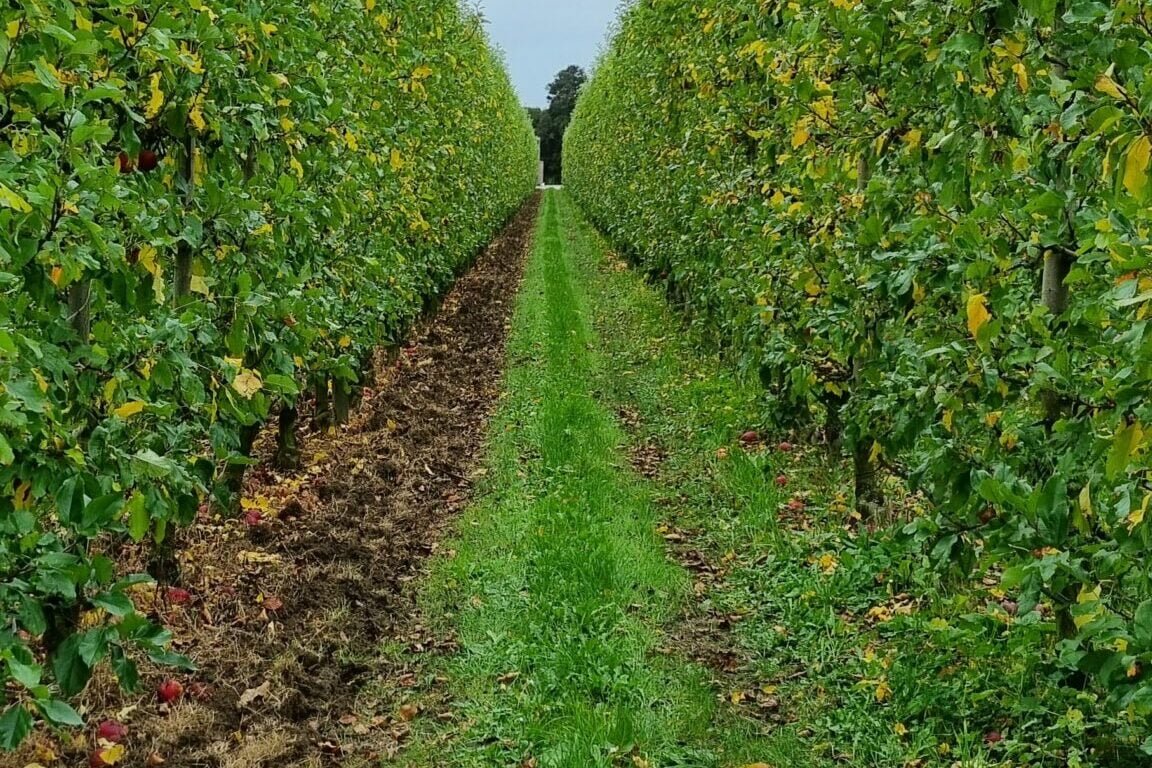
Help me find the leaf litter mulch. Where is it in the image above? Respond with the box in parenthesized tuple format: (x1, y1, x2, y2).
(18, 195, 541, 768)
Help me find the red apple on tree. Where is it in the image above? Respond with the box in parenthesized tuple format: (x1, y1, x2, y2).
(138, 149, 159, 172)
(118, 152, 135, 174)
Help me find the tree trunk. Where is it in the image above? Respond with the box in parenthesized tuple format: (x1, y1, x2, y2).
(276, 405, 301, 470)
(314, 377, 333, 431)
(173, 134, 197, 305)
(333, 380, 352, 426)
(1042, 250, 1071, 316)
(67, 280, 92, 341)
(854, 439, 884, 519)
(223, 423, 262, 507)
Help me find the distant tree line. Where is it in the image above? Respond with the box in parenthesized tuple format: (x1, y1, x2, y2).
(527, 65, 586, 185)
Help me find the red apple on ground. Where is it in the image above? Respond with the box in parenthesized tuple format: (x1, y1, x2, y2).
(158, 679, 184, 704)
(166, 587, 192, 605)
(775, 474, 789, 487)
(739, 430, 760, 445)
(96, 719, 128, 743)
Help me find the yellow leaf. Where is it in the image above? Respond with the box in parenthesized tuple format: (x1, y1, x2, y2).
(146, 72, 165, 119)
(49, 266, 63, 286)
(903, 128, 922, 149)
(137, 244, 161, 278)
(1127, 492, 1151, 532)
(1013, 61, 1029, 92)
(338, 335, 352, 348)
(13, 481, 31, 511)
(96, 744, 126, 765)
(189, 100, 207, 133)
(0, 182, 33, 213)
(412, 64, 433, 80)
(75, 13, 93, 32)
(390, 148, 404, 172)
(791, 123, 810, 149)
(260, 22, 278, 35)
(5, 20, 19, 38)
(232, 369, 263, 399)
(967, 293, 991, 338)
(189, 275, 210, 295)
(365, 0, 376, 9)
(114, 401, 146, 419)
(875, 679, 892, 702)
(1079, 484, 1093, 516)
(1123, 135, 1151, 198)
(942, 410, 954, 433)
(1095, 72, 1126, 101)
(290, 155, 304, 179)
(1003, 37, 1026, 57)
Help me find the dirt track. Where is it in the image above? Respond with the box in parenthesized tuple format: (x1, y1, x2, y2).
(43, 194, 541, 768)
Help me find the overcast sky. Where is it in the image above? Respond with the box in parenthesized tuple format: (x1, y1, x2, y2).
(476, 0, 623, 108)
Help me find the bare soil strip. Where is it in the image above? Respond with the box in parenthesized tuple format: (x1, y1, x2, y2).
(42, 195, 541, 768)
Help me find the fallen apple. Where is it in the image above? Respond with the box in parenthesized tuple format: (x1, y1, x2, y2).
(775, 474, 789, 487)
(166, 587, 192, 605)
(158, 679, 184, 704)
(96, 719, 128, 743)
(777, 441, 794, 453)
(739, 430, 760, 445)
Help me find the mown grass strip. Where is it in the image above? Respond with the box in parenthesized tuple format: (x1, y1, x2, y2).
(398, 191, 773, 767)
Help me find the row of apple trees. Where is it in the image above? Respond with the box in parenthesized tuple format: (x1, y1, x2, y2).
(0, 0, 537, 748)
(566, 0, 1152, 753)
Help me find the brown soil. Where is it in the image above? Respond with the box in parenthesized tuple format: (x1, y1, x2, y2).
(27, 195, 540, 768)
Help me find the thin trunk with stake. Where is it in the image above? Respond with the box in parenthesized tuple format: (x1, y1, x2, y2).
(852, 152, 884, 518)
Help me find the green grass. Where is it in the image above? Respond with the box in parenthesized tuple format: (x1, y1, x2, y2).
(390, 191, 771, 767)
(387, 191, 1146, 768)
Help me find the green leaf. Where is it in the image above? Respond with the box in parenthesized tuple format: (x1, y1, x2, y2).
(1134, 600, 1152, 647)
(0, 433, 12, 466)
(0, 704, 31, 755)
(1107, 422, 1143, 479)
(52, 634, 93, 698)
(37, 698, 83, 727)
(7, 657, 41, 688)
(82, 492, 124, 531)
(127, 491, 149, 543)
(92, 592, 134, 618)
(0, 704, 32, 750)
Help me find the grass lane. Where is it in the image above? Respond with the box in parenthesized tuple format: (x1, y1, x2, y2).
(395, 190, 770, 767)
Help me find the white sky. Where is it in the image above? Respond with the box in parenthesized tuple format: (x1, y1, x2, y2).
(474, 0, 623, 107)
